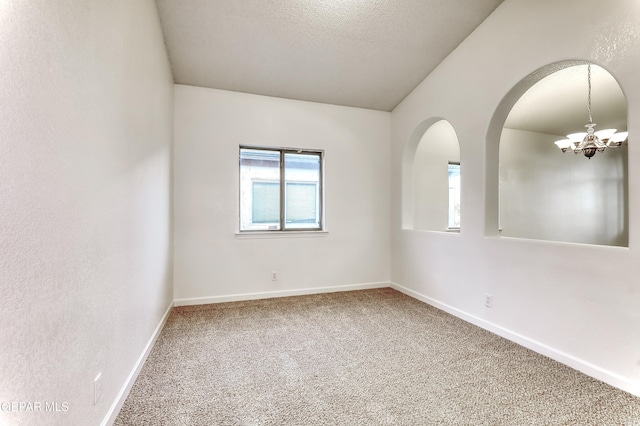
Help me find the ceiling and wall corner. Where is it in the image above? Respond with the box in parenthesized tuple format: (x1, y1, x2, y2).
(155, 0, 505, 112)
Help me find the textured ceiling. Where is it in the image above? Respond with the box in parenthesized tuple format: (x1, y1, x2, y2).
(156, 0, 505, 111)
(505, 64, 627, 136)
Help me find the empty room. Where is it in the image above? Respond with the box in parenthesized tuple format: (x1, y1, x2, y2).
(2, 0, 640, 425)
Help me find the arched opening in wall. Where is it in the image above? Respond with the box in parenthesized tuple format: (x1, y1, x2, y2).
(498, 62, 628, 246)
(402, 119, 460, 231)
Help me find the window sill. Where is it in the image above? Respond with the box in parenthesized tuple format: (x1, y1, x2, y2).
(235, 230, 329, 239)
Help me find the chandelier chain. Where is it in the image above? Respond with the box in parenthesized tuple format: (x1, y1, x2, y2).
(587, 63, 593, 125)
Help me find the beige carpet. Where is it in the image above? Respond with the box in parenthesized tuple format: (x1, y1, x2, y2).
(115, 288, 640, 425)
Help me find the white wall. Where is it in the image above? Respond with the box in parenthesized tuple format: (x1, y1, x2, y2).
(412, 120, 460, 231)
(500, 128, 628, 246)
(173, 85, 390, 303)
(391, 0, 640, 395)
(0, 1, 173, 425)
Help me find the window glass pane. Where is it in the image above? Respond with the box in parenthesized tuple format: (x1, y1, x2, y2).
(284, 153, 321, 229)
(448, 163, 461, 229)
(240, 149, 281, 231)
(286, 183, 317, 222)
(252, 182, 279, 223)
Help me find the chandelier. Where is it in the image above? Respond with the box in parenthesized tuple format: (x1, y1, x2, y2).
(554, 64, 628, 159)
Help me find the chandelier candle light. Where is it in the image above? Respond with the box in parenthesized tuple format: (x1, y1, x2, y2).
(554, 64, 628, 159)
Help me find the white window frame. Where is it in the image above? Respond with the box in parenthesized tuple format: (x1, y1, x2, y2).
(239, 146, 324, 233)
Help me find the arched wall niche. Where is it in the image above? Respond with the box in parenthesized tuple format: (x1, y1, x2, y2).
(402, 118, 461, 231)
(486, 60, 629, 246)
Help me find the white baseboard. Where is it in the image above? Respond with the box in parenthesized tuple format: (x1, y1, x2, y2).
(101, 301, 174, 426)
(389, 281, 640, 398)
(174, 281, 390, 306)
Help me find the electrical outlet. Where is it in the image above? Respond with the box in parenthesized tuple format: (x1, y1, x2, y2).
(485, 294, 493, 308)
(94, 373, 103, 405)
(271, 271, 278, 281)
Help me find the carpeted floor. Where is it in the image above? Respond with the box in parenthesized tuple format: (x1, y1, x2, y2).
(115, 288, 640, 425)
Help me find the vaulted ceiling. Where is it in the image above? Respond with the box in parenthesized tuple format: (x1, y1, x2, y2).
(155, 0, 505, 111)
(505, 64, 627, 136)
(155, 1, 627, 131)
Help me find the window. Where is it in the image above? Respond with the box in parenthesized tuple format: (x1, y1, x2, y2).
(240, 147, 323, 232)
(252, 182, 279, 223)
(448, 162, 460, 229)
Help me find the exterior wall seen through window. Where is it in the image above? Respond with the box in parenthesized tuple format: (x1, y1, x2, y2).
(448, 162, 461, 229)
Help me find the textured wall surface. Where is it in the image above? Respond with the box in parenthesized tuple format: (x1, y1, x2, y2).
(391, 0, 640, 395)
(0, 1, 174, 425)
(173, 85, 390, 302)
